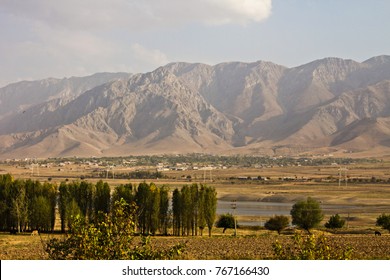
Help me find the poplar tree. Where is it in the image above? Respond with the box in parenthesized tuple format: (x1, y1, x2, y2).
(159, 185, 170, 235)
(94, 180, 111, 216)
(204, 186, 217, 237)
(149, 183, 160, 235)
(197, 185, 207, 236)
(172, 188, 182, 236)
(10, 180, 28, 233)
(59, 182, 72, 233)
(112, 183, 134, 206)
(135, 182, 152, 234)
(190, 184, 199, 236)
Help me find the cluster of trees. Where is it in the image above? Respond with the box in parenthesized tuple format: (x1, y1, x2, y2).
(262, 197, 343, 235)
(264, 197, 389, 235)
(172, 184, 217, 237)
(58, 180, 111, 232)
(0, 174, 57, 233)
(60, 181, 218, 236)
(1, 174, 218, 236)
(60, 181, 166, 234)
(92, 170, 164, 180)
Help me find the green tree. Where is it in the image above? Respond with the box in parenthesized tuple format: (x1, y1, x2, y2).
(73, 181, 94, 221)
(325, 214, 345, 230)
(197, 185, 207, 236)
(204, 186, 217, 237)
(216, 213, 235, 233)
(159, 185, 170, 235)
(189, 184, 199, 236)
(94, 180, 111, 216)
(376, 213, 390, 232)
(66, 199, 83, 230)
(112, 183, 134, 206)
(180, 185, 192, 236)
(265, 215, 289, 235)
(149, 183, 160, 235)
(135, 182, 152, 234)
(290, 197, 323, 234)
(41, 182, 57, 231)
(10, 181, 28, 233)
(29, 196, 52, 231)
(58, 182, 72, 233)
(0, 174, 14, 231)
(45, 199, 185, 260)
(172, 188, 182, 236)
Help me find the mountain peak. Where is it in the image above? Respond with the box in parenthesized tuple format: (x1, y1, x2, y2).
(1, 56, 390, 158)
(363, 55, 390, 66)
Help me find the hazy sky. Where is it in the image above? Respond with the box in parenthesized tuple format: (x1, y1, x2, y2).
(1, 0, 389, 87)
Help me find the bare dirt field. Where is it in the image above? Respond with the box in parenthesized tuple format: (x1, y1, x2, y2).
(1, 230, 390, 260)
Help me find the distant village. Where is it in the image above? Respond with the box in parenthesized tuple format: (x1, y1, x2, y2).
(0, 154, 382, 184)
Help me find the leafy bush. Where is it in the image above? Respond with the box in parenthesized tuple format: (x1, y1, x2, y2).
(216, 213, 236, 233)
(376, 213, 390, 232)
(46, 199, 185, 260)
(272, 232, 354, 260)
(325, 214, 345, 230)
(290, 197, 323, 234)
(264, 215, 289, 234)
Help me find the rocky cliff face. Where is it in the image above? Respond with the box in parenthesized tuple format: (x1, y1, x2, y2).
(1, 56, 390, 158)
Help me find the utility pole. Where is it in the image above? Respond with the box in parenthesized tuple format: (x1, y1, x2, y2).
(231, 200, 237, 237)
(338, 167, 341, 187)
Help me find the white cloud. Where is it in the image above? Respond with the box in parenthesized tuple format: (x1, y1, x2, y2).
(0, 0, 272, 30)
(130, 43, 170, 72)
(0, 0, 272, 85)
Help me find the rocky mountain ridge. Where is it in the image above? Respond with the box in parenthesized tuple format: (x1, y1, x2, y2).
(1, 56, 390, 158)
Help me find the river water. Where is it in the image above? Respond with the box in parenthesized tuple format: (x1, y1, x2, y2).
(216, 200, 388, 226)
(217, 200, 293, 217)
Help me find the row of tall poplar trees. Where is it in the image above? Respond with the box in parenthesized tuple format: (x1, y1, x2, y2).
(172, 184, 217, 237)
(1, 174, 217, 236)
(0, 174, 57, 232)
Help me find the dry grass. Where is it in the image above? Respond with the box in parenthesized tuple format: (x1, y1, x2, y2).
(0, 233, 48, 260)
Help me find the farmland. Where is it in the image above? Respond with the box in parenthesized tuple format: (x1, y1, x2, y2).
(1, 230, 390, 260)
(1, 155, 390, 259)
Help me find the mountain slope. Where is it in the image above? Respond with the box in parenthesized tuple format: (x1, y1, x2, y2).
(0, 72, 131, 120)
(1, 56, 390, 158)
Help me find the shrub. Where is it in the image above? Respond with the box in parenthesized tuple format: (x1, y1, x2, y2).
(325, 214, 345, 230)
(376, 213, 390, 232)
(272, 232, 354, 260)
(264, 215, 289, 234)
(216, 213, 236, 233)
(45, 199, 185, 260)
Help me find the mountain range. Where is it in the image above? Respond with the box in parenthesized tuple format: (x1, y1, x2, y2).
(1, 55, 390, 159)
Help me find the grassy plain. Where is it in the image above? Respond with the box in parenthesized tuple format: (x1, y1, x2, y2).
(1, 160, 390, 259)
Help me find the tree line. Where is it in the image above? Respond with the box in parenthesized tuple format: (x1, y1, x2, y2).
(0, 174, 217, 236)
(0, 174, 57, 233)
